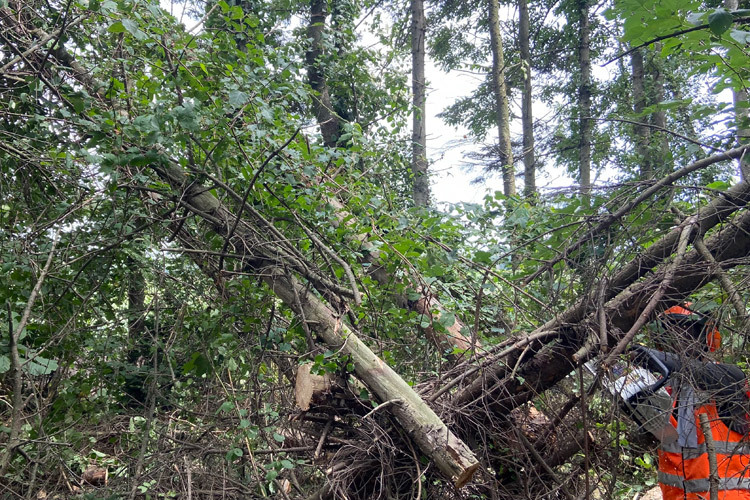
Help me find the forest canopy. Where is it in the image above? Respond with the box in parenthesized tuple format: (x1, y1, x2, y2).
(1, 0, 750, 498)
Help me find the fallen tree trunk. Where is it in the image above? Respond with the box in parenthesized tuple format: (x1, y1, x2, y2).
(152, 161, 481, 487)
(0, 11, 480, 484)
(455, 185, 750, 416)
(7, 4, 750, 495)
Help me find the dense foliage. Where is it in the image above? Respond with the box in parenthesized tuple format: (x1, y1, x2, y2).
(1, 0, 749, 498)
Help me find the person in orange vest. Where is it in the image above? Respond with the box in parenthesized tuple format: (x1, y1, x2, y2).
(653, 304, 750, 500)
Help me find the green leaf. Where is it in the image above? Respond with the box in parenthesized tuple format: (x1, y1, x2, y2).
(183, 352, 211, 376)
(474, 250, 493, 265)
(25, 357, 58, 376)
(729, 29, 750, 44)
(686, 11, 706, 26)
(705, 180, 730, 190)
(228, 90, 248, 109)
(0, 356, 9, 374)
(107, 21, 126, 33)
(708, 8, 733, 35)
(437, 312, 456, 328)
(68, 95, 85, 113)
(265, 470, 278, 481)
(122, 19, 144, 39)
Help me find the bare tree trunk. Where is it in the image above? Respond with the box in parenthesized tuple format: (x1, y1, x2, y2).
(631, 48, 652, 178)
(726, 0, 750, 180)
(306, 0, 340, 148)
(519, 0, 535, 197)
(411, 0, 429, 206)
(488, 0, 515, 196)
(647, 46, 670, 170)
(577, 0, 592, 203)
(454, 179, 750, 416)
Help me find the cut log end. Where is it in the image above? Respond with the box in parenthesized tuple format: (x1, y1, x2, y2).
(82, 466, 108, 486)
(455, 461, 480, 488)
(439, 430, 481, 488)
(295, 363, 334, 411)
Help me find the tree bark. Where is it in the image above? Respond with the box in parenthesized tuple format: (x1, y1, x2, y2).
(306, 0, 341, 148)
(519, 0, 535, 197)
(631, 48, 652, 178)
(577, 0, 592, 203)
(648, 48, 670, 164)
(152, 162, 480, 487)
(726, 0, 750, 180)
(488, 0, 515, 196)
(411, 0, 429, 206)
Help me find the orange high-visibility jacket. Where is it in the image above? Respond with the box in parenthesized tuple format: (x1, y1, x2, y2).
(659, 401, 750, 500)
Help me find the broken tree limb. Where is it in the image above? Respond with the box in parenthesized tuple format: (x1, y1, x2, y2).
(153, 162, 480, 487)
(454, 185, 750, 414)
(327, 196, 478, 353)
(1, 13, 481, 485)
(534, 179, 750, 340)
(295, 364, 336, 412)
(603, 215, 696, 365)
(264, 268, 480, 487)
(693, 235, 750, 329)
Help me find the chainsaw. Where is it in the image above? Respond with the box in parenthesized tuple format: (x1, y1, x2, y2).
(586, 346, 677, 443)
(587, 345, 750, 440)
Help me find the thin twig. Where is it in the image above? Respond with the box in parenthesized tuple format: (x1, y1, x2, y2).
(263, 183, 361, 305)
(603, 18, 750, 65)
(698, 413, 719, 500)
(512, 425, 575, 500)
(693, 235, 750, 328)
(596, 117, 722, 152)
(362, 399, 403, 419)
(218, 128, 299, 272)
(287, 267, 316, 352)
(0, 230, 60, 475)
(184, 456, 192, 500)
(314, 419, 333, 459)
(598, 285, 609, 356)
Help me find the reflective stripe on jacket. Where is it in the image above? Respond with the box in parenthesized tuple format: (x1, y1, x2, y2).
(659, 401, 750, 500)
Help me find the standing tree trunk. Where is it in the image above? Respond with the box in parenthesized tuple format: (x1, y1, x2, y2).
(488, 0, 515, 196)
(731, 85, 750, 180)
(726, 0, 750, 180)
(411, 0, 429, 206)
(631, 48, 653, 178)
(519, 0, 535, 197)
(647, 46, 670, 170)
(578, 0, 592, 204)
(306, 0, 341, 148)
